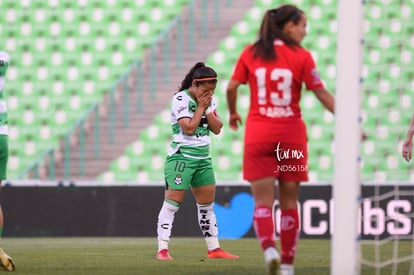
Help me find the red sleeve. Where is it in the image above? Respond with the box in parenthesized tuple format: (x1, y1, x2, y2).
(230, 46, 251, 84)
(302, 50, 324, 91)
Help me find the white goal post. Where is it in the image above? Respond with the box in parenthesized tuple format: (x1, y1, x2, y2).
(331, 0, 364, 274)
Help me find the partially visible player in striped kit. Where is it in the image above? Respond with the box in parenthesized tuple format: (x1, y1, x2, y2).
(0, 51, 15, 271)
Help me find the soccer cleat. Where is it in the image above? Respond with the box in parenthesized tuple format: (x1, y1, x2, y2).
(264, 247, 280, 275)
(281, 264, 294, 275)
(207, 248, 239, 259)
(0, 248, 15, 271)
(156, 249, 173, 260)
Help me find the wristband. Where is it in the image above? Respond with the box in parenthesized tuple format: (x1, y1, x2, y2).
(205, 107, 212, 115)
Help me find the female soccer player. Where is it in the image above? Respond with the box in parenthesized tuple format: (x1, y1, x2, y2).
(0, 51, 15, 271)
(156, 62, 238, 260)
(226, 5, 334, 275)
(402, 113, 414, 162)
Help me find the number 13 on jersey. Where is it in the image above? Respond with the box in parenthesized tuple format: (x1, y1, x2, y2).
(255, 67, 295, 118)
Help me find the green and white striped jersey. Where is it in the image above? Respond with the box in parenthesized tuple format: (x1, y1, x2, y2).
(0, 51, 9, 136)
(168, 89, 218, 159)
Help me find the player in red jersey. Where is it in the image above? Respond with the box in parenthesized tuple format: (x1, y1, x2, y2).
(226, 5, 334, 275)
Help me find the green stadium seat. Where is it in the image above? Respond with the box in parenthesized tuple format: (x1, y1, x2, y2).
(147, 153, 165, 181)
(217, 36, 246, 63)
(230, 20, 255, 40)
(140, 125, 161, 142)
(7, 150, 25, 178)
(206, 53, 234, 78)
(243, 6, 265, 24)
(82, 81, 105, 105)
(153, 121, 172, 142)
(162, 4, 185, 21)
(116, 155, 133, 171)
(161, 0, 189, 7)
(136, 21, 157, 48)
(308, 124, 326, 141)
(365, 4, 385, 21)
(125, 139, 144, 154)
(384, 155, 406, 172)
(360, 159, 376, 182)
(400, 94, 412, 111)
(133, 152, 155, 172)
(212, 154, 242, 180)
(314, 154, 333, 177)
(254, 0, 275, 9)
(134, 133, 166, 157)
(215, 168, 243, 182)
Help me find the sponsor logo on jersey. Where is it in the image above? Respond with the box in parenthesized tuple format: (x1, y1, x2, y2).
(177, 106, 187, 114)
(311, 68, 322, 85)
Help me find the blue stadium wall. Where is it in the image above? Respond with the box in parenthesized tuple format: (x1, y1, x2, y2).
(1, 184, 412, 239)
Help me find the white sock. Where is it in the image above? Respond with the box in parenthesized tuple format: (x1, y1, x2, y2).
(157, 200, 180, 252)
(264, 247, 280, 264)
(281, 264, 294, 275)
(197, 203, 219, 250)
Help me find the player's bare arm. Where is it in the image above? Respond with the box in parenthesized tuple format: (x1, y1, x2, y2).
(200, 90, 223, 134)
(402, 113, 414, 162)
(312, 87, 335, 114)
(226, 80, 243, 131)
(178, 107, 205, 136)
(205, 110, 223, 135)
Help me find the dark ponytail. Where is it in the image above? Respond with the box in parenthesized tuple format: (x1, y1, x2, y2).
(252, 4, 304, 60)
(177, 62, 217, 92)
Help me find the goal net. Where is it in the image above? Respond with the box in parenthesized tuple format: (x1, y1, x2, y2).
(360, 185, 414, 275)
(359, 0, 414, 274)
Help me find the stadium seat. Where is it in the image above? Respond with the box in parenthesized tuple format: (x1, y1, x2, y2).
(117, 154, 134, 172)
(213, 154, 242, 180)
(254, 0, 276, 9)
(217, 36, 247, 63)
(230, 20, 256, 42)
(360, 159, 376, 182)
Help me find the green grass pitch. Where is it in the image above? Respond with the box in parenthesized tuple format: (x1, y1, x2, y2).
(1, 237, 412, 274)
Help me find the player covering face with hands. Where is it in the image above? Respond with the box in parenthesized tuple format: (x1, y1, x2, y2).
(226, 5, 335, 275)
(156, 62, 238, 260)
